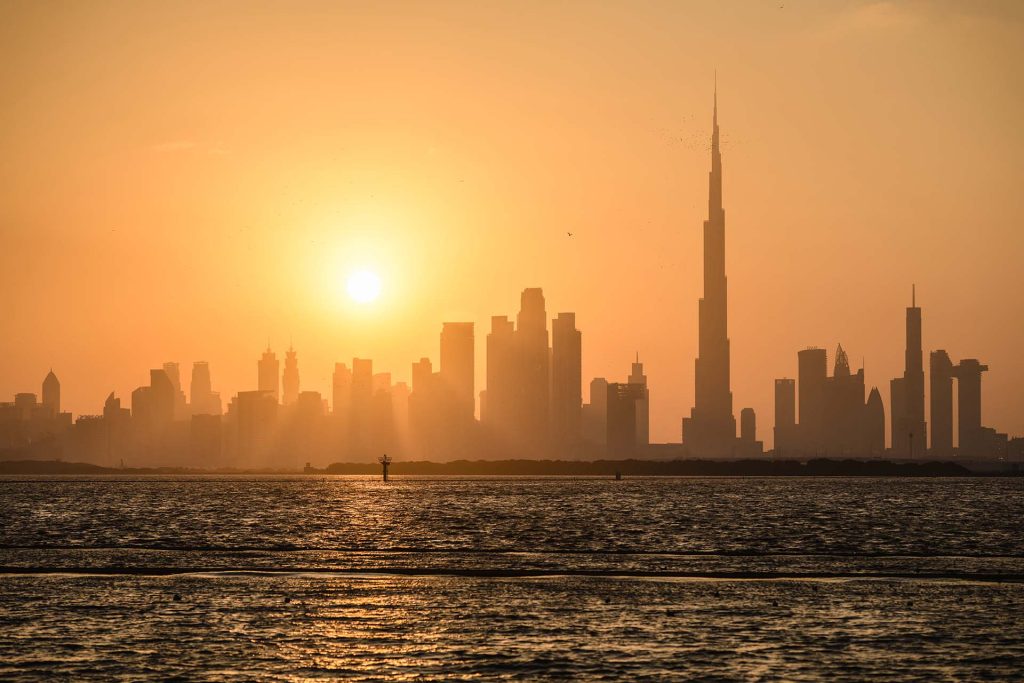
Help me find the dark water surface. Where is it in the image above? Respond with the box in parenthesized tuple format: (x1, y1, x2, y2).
(1, 476, 1022, 680)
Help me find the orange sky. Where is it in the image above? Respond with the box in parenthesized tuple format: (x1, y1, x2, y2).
(2, 0, 1022, 446)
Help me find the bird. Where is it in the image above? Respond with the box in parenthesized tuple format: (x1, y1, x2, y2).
(567, 232, 574, 237)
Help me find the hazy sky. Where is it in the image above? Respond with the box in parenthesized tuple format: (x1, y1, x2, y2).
(2, 0, 1022, 445)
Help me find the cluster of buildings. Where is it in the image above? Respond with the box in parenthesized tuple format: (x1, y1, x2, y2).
(1, 90, 1019, 467)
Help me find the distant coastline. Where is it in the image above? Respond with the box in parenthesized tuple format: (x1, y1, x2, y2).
(1, 458, 1019, 477)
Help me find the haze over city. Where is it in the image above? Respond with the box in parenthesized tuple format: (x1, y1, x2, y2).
(2, 1, 1022, 448)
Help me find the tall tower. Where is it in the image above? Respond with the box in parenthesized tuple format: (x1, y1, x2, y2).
(682, 84, 737, 457)
(42, 370, 60, 417)
(258, 346, 280, 403)
(628, 354, 649, 447)
(515, 288, 550, 450)
(893, 287, 926, 456)
(551, 313, 582, 446)
(282, 346, 300, 406)
(440, 322, 475, 421)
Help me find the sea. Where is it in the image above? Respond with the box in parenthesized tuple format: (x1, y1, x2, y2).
(1, 475, 1022, 680)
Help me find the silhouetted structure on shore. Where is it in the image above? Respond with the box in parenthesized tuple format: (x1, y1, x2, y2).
(682, 84, 738, 458)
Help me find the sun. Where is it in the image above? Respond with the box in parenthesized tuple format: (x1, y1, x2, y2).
(346, 269, 382, 304)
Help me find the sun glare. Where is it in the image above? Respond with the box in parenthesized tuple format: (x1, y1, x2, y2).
(347, 269, 382, 304)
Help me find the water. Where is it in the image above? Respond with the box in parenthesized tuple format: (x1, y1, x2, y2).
(1, 476, 1022, 680)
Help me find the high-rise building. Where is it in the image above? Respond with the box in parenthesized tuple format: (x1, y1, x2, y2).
(930, 350, 955, 456)
(258, 347, 280, 403)
(515, 288, 550, 450)
(955, 358, 988, 457)
(683, 87, 737, 457)
(864, 387, 886, 455)
(740, 407, 756, 443)
(551, 313, 582, 446)
(823, 345, 866, 455)
(41, 370, 60, 418)
(606, 382, 646, 457)
(892, 288, 926, 457)
(484, 315, 516, 436)
(190, 362, 221, 416)
(628, 354, 649, 447)
(162, 362, 189, 420)
(282, 346, 299, 406)
(332, 363, 351, 418)
(440, 322, 475, 421)
(797, 348, 827, 452)
(349, 358, 373, 455)
(773, 378, 796, 455)
(582, 377, 609, 447)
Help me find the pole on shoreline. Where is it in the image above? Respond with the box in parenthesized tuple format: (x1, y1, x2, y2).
(378, 453, 392, 482)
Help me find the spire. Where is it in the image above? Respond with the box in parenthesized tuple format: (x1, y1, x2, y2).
(713, 70, 718, 128)
(912, 283, 916, 308)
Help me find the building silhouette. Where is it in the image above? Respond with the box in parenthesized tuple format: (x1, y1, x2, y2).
(891, 288, 926, 457)
(930, 350, 955, 457)
(162, 362, 189, 421)
(864, 387, 886, 455)
(440, 322, 475, 422)
(683, 87, 738, 457)
(773, 378, 796, 455)
(628, 355, 649, 448)
(483, 315, 516, 437)
(282, 346, 300, 406)
(606, 382, 646, 457)
(189, 361, 222, 416)
(42, 370, 60, 418)
(797, 348, 827, 452)
(258, 346, 280, 403)
(551, 313, 582, 448)
(515, 288, 550, 452)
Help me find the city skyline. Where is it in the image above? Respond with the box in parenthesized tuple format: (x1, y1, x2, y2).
(2, 2, 1023, 446)
(2, 93, 1019, 463)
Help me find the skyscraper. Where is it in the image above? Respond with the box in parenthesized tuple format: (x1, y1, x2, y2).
(515, 288, 550, 450)
(797, 347, 827, 453)
(683, 86, 737, 457)
(42, 370, 60, 418)
(930, 350, 955, 456)
(258, 346, 280, 403)
(440, 322, 475, 421)
(773, 378, 796, 455)
(484, 315, 516, 436)
(190, 361, 221, 416)
(551, 313, 582, 447)
(282, 346, 299, 406)
(892, 287, 926, 457)
(628, 354, 649, 447)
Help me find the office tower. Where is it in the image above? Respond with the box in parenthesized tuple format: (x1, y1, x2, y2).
(683, 86, 737, 457)
(797, 348, 827, 453)
(332, 363, 351, 418)
(190, 361, 221, 416)
(349, 358, 373, 454)
(740, 407, 756, 443)
(162, 362, 189, 420)
(864, 387, 886, 455)
(628, 354, 649, 447)
(484, 315, 516, 435)
(551, 313, 582, 447)
(282, 346, 299, 406)
(823, 345, 866, 455)
(892, 287, 926, 456)
(235, 390, 278, 468)
(955, 358, 988, 457)
(516, 288, 550, 449)
(606, 382, 645, 457)
(582, 377, 609, 447)
(440, 322, 475, 421)
(132, 369, 175, 437)
(930, 350, 955, 456)
(258, 346, 280, 403)
(41, 370, 60, 418)
(774, 378, 796, 455)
